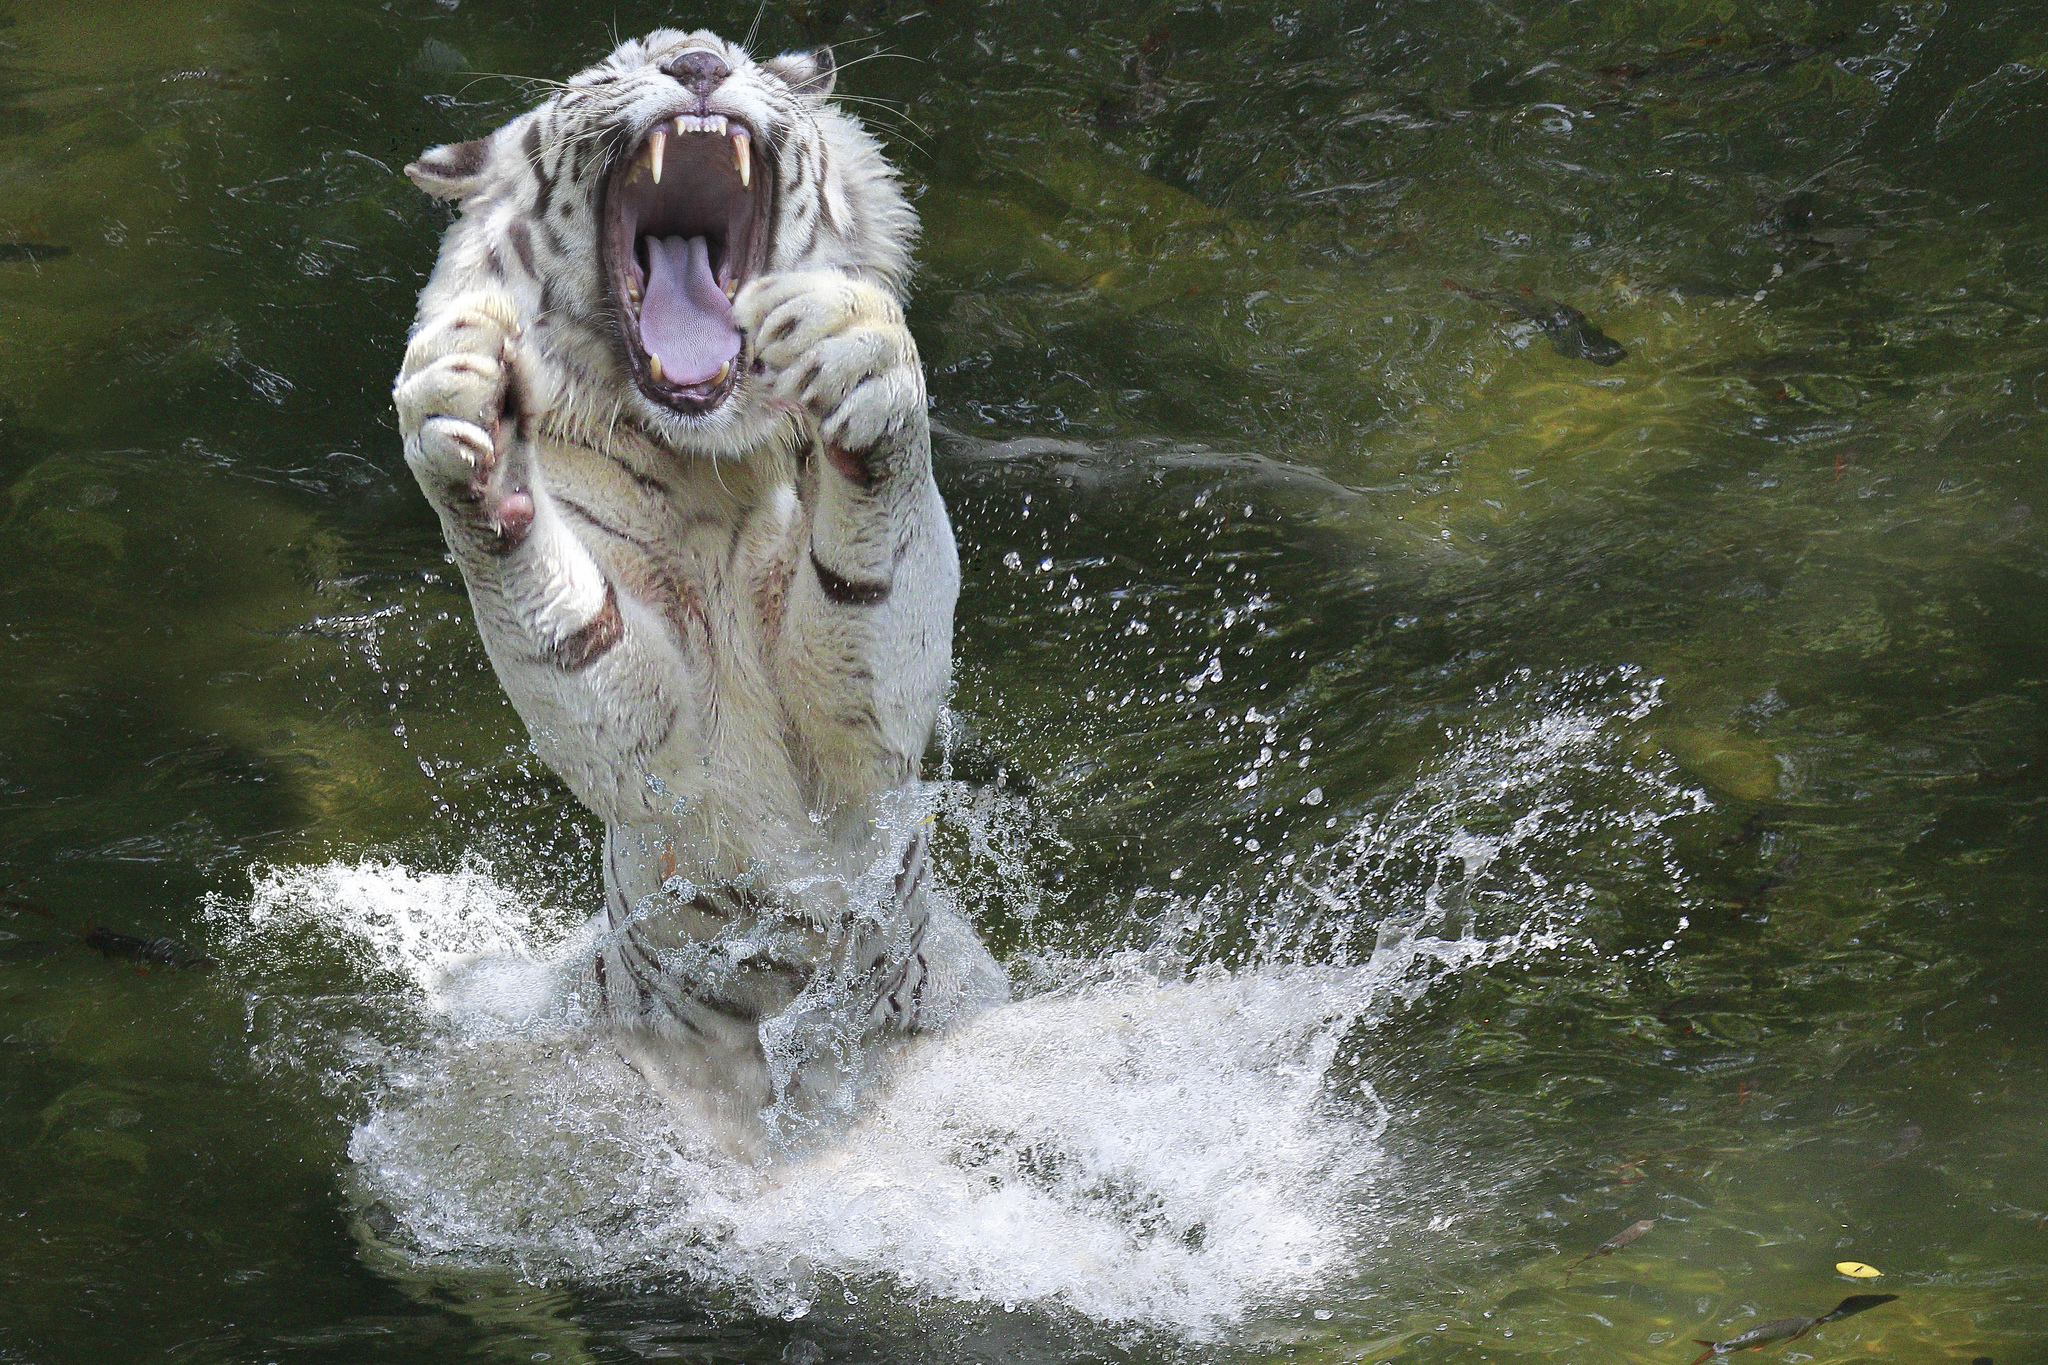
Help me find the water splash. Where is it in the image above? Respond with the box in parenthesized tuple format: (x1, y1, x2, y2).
(210, 856, 584, 1013)
(342, 955, 1389, 1335)
(204, 666, 1706, 1337)
(1158, 666, 1707, 981)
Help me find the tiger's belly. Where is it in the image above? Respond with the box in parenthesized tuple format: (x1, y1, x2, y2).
(588, 811, 945, 1097)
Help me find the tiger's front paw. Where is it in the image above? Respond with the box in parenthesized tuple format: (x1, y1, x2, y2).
(394, 295, 514, 491)
(393, 317, 544, 544)
(735, 272, 925, 483)
(392, 295, 535, 541)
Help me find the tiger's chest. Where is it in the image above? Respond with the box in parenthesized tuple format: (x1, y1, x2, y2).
(541, 433, 799, 642)
(530, 434, 815, 811)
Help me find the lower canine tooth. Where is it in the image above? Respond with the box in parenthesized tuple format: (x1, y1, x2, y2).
(649, 128, 666, 184)
(714, 359, 731, 385)
(649, 354, 665, 382)
(733, 130, 751, 187)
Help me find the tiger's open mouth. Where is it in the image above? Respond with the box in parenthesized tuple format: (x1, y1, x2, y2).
(603, 114, 768, 416)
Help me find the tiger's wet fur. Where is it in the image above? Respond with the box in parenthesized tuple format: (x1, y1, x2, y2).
(392, 29, 1004, 1146)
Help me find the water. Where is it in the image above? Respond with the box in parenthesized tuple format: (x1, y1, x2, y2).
(3, 0, 2046, 1361)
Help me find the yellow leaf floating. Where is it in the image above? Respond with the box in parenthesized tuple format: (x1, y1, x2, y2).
(1837, 1261, 1884, 1278)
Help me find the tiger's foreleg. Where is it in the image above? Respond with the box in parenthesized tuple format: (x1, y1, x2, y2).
(393, 294, 689, 816)
(735, 272, 961, 799)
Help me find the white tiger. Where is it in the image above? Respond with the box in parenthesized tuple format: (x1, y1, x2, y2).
(391, 29, 1004, 1137)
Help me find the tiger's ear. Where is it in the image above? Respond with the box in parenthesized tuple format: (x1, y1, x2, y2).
(764, 46, 835, 96)
(404, 137, 492, 202)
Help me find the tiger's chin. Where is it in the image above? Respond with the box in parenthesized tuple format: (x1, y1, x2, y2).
(603, 110, 771, 424)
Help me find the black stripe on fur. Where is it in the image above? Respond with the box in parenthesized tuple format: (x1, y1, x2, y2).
(810, 547, 891, 605)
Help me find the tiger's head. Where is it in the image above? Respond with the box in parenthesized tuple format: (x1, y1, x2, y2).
(404, 30, 915, 458)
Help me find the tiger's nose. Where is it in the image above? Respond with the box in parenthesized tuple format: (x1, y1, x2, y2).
(662, 50, 730, 97)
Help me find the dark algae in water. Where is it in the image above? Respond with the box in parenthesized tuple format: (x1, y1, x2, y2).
(81, 926, 215, 971)
(1688, 1295, 1900, 1364)
(1445, 281, 1628, 365)
(1095, 25, 1171, 129)
(2, 890, 213, 970)
(1597, 31, 1849, 85)
(0, 242, 68, 262)
(1875, 1122, 1924, 1163)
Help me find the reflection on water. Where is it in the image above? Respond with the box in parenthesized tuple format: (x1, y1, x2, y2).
(1, 0, 2046, 1362)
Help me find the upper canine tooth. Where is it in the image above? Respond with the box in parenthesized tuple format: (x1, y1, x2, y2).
(733, 129, 751, 187)
(649, 128, 666, 184)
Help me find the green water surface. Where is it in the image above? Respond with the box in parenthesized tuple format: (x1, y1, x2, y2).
(2, 0, 2045, 1361)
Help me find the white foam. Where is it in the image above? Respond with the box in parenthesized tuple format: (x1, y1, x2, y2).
(214, 852, 1418, 1333)
(745, 964, 1386, 1325)
(211, 853, 1513, 1335)
(340, 953, 1391, 1334)
(211, 857, 586, 1022)
(206, 666, 1706, 1337)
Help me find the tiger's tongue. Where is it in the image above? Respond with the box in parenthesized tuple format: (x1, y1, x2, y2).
(640, 234, 739, 385)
